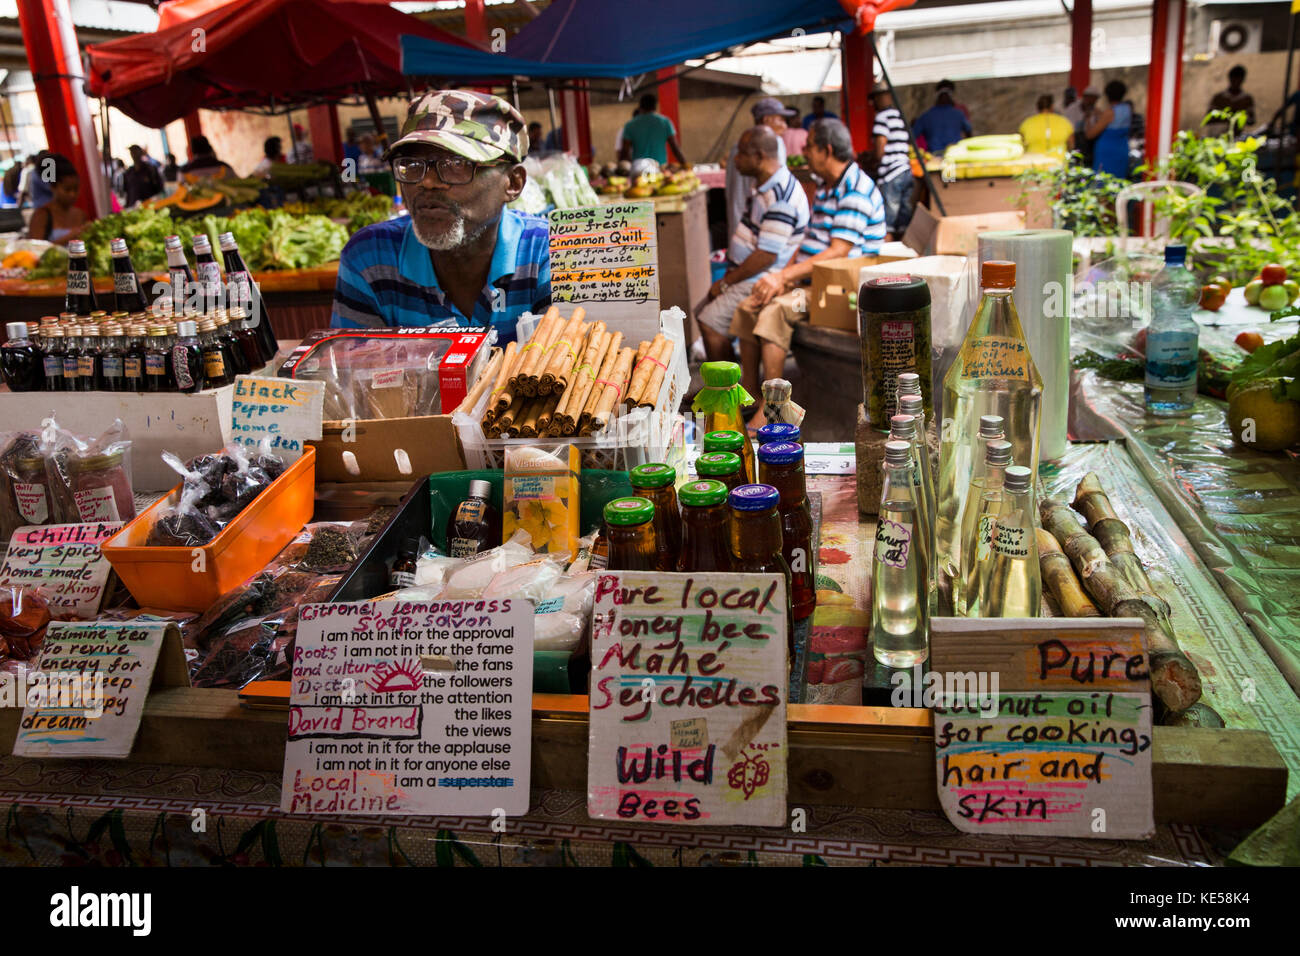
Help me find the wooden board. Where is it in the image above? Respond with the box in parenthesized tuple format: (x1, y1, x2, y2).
(0, 691, 1285, 828)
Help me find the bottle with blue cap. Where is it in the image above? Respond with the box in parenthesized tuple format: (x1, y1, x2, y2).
(1145, 243, 1200, 417)
(728, 483, 795, 670)
(758, 441, 815, 621)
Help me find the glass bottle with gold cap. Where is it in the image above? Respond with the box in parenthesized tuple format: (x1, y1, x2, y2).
(62, 324, 83, 391)
(197, 318, 234, 388)
(603, 497, 659, 572)
(677, 479, 733, 572)
(144, 324, 173, 391)
(40, 326, 66, 392)
(694, 451, 745, 494)
(692, 361, 757, 483)
(124, 323, 147, 391)
(936, 259, 1043, 607)
(629, 463, 680, 571)
(99, 323, 125, 392)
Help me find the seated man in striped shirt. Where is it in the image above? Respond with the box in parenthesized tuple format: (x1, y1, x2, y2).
(730, 118, 886, 429)
(331, 91, 550, 344)
(698, 125, 809, 364)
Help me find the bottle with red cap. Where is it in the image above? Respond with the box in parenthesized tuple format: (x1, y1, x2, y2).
(936, 259, 1042, 610)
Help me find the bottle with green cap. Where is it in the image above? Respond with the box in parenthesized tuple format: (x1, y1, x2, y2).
(630, 463, 680, 571)
(677, 480, 733, 572)
(695, 451, 744, 493)
(603, 497, 659, 571)
(692, 361, 757, 484)
(703, 429, 754, 483)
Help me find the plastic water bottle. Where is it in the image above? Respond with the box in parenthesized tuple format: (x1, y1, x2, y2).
(1144, 244, 1200, 417)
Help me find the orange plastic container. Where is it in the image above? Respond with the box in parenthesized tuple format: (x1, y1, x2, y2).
(102, 447, 316, 612)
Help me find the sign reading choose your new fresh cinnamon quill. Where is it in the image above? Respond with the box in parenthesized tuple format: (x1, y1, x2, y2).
(549, 202, 659, 322)
(588, 571, 788, 827)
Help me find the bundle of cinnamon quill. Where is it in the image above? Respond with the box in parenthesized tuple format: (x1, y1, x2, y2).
(466, 307, 675, 439)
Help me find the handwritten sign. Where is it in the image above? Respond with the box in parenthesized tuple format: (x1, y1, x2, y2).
(928, 618, 1154, 839)
(549, 203, 659, 322)
(588, 571, 788, 826)
(280, 599, 533, 816)
(230, 375, 325, 460)
(962, 334, 1032, 381)
(12, 620, 187, 759)
(0, 523, 122, 619)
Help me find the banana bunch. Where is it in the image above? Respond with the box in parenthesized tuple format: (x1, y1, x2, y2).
(941, 134, 1024, 163)
(654, 166, 699, 196)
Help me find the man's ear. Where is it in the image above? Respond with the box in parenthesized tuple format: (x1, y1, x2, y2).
(504, 164, 527, 202)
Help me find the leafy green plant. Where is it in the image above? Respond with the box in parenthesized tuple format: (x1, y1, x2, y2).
(1014, 151, 1129, 237)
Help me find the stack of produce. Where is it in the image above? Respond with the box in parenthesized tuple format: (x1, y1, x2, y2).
(470, 307, 674, 439)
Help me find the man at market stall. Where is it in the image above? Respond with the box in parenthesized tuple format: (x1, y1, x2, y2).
(697, 125, 809, 364)
(619, 92, 686, 166)
(725, 98, 790, 236)
(912, 87, 971, 157)
(123, 145, 164, 207)
(728, 118, 885, 428)
(330, 90, 550, 345)
(869, 87, 913, 239)
(180, 136, 237, 179)
(801, 95, 838, 130)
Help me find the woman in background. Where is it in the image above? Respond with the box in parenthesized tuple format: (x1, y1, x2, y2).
(1086, 80, 1132, 178)
(25, 156, 85, 245)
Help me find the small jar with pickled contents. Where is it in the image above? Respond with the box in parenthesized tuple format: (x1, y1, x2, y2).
(69, 450, 137, 523)
(11, 455, 54, 526)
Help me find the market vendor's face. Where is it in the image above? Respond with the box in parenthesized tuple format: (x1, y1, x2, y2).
(398, 144, 526, 252)
(803, 139, 832, 180)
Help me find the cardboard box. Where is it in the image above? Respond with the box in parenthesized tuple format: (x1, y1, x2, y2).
(902, 205, 1026, 257)
(859, 254, 975, 351)
(810, 254, 913, 331)
(3, 386, 236, 492)
(307, 413, 465, 483)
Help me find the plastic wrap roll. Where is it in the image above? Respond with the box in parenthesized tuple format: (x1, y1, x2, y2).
(977, 229, 1073, 461)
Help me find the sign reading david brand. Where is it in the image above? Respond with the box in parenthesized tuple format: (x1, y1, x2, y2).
(587, 571, 788, 826)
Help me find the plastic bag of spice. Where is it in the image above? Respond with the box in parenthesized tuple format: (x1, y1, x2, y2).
(64, 419, 136, 525)
(0, 430, 54, 539)
(146, 482, 221, 548)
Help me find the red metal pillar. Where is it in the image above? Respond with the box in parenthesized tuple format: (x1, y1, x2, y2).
(308, 104, 342, 165)
(1145, 0, 1187, 172)
(1070, 0, 1092, 94)
(464, 0, 488, 44)
(841, 28, 874, 154)
(15, 0, 108, 218)
(656, 67, 681, 150)
(558, 83, 593, 165)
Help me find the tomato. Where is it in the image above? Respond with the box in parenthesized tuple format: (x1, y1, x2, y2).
(1200, 284, 1227, 311)
(1261, 264, 1288, 285)
(1235, 330, 1264, 353)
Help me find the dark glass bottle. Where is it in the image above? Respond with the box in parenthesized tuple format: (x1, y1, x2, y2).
(629, 462, 679, 572)
(192, 235, 222, 314)
(62, 324, 83, 391)
(728, 484, 795, 665)
(77, 323, 104, 391)
(758, 441, 817, 621)
(220, 232, 277, 362)
(110, 237, 152, 314)
(99, 323, 125, 393)
(445, 479, 501, 558)
(215, 313, 250, 375)
(64, 240, 99, 316)
(164, 235, 194, 314)
(389, 538, 420, 589)
(604, 497, 659, 572)
(123, 324, 147, 391)
(677, 480, 734, 572)
(144, 325, 173, 392)
(2, 322, 43, 391)
(695, 451, 745, 494)
(197, 318, 234, 387)
(171, 319, 205, 394)
(41, 326, 66, 392)
(229, 308, 266, 369)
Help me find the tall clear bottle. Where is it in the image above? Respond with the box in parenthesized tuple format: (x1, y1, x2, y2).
(962, 439, 1013, 616)
(889, 413, 931, 608)
(1144, 244, 1200, 417)
(871, 441, 927, 668)
(979, 465, 1041, 618)
(897, 393, 935, 606)
(954, 414, 1005, 614)
(936, 260, 1043, 607)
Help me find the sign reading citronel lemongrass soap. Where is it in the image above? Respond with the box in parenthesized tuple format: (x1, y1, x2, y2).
(928, 617, 1153, 839)
(12, 620, 187, 759)
(0, 522, 122, 619)
(588, 571, 788, 826)
(230, 375, 325, 460)
(280, 600, 533, 816)
(549, 202, 659, 322)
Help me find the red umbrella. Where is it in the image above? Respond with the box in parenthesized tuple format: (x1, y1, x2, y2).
(85, 0, 481, 127)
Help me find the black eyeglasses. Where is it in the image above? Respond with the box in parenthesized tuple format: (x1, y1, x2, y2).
(392, 154, 506, 186)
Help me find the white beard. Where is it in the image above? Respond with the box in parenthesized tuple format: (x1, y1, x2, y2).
(412, 215, 466, 251)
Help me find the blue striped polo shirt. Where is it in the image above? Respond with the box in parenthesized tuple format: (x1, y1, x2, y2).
(799, 162, 886, 259)
(728, 165, 809, 272)
(330, 209, 551, 345)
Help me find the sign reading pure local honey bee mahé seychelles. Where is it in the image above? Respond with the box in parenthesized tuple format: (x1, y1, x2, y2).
(928, 617, 1153, 839)
(588, 571, 788, 827)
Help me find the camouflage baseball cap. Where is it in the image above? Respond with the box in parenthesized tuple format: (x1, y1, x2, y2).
(385, 90, 528, 163)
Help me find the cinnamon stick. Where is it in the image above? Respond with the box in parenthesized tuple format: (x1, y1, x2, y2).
(495, 393, 526, 434)
(579, 331, 624, 432)
(536, 394, 561, 434)
(465, 346, 506, 419)
(626, 334, 666, 408)
(540, 308, 586, 394)
(635, 336, 674, 409)
(516, 307, 561, 397)
(492, 338, 529, 417)
(588, 346, 635, 434)
(518, 397, 546, 437)
(556, 324, 607, 434)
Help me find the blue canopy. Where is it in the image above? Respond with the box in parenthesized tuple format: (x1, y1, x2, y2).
(401, 0, 852, 79)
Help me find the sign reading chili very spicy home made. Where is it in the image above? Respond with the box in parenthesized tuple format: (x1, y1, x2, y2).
(588, 571, 788, 827)
(928, 617, 1154, 839)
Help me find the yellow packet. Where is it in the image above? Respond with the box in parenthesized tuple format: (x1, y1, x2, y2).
(503, 445, 581, 559)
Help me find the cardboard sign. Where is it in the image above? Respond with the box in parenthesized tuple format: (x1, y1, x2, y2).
(549, 202, 659, 323)
(928, 617, 1154, 839)
(12, 620, 187, 759)
(280, 599, 534, 816)
(230, 375, 325, 460)
(0, 522, 122, 619)
(588, 571, 788, 827)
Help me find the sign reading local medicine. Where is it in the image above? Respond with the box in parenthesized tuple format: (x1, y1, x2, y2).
(12, 620, 188, 759)
(230, 375, 325, 461)
(549, 202, 659, 327)
(280, 599, 533, 816)
(588, 571, 788, 826)
(0, 522, 122, 619)
(928, 617, 1154, 839)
